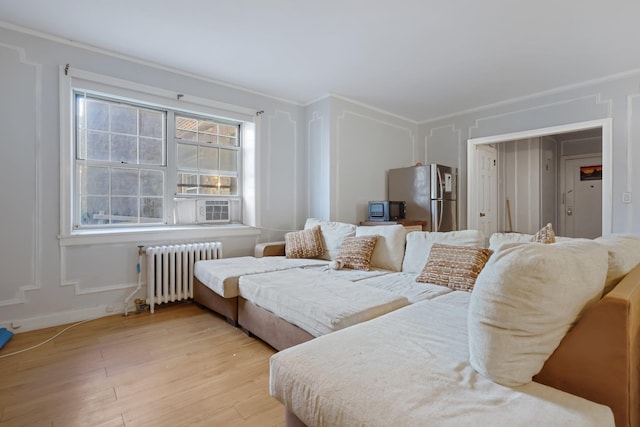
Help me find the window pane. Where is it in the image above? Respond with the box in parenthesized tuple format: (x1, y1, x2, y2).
(199, 146, 218, 170)
(199, 175, 218, 195)
(218, 125, 237, 138)
(198, 133, 216, 144)
(140, 170, 163, 196)
(77, 97, 86, 130)
(217, 136, 236, 146)
(215, 176, 237, 195)
(177, 144, 198, 170)
(77, 129, 87, 159)
(139, 110, 163, 138)
(111, 197, 138, 223)
(176, 117, 197, 131)
(176, 129, 197, 141)
(86, 100, 109, 131)
(140, 137, 163, 165)
(111, 168, 138, 195)
(224, 176, 238, 195)
(81, 196, 109, 225)
(140, 197, 163, 222)
(177, 173, 198, 194)
(80, 166, 109, 195)
(219, 148, 237, 173)
(198, 121, 217, 134)
(110, 104, 137, 135)
(86, 131, 109, 161)
(111, 134, 137, 163)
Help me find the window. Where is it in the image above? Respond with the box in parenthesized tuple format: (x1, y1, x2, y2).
(72, 91, 243, 229)
(175, 115, 240, 196)
(76, 93, 167, 226)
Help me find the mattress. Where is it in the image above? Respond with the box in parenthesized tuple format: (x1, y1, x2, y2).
(193, 256, 328, 298)
(238, 268, 409, 337)
(302, 264, 392, 281)
(356, 272, 454, 303)
(270, 296, 614, 427)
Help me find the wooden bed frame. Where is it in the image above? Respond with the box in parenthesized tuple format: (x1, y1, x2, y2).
(193, 276, 238, 326)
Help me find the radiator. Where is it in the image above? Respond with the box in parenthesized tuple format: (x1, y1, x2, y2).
(146, 242, 222, 313)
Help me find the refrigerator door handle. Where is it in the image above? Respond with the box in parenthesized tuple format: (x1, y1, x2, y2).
(436, 199, 444, 232)
(436, 168, 444, 200)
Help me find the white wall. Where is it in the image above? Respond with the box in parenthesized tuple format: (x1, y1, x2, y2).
(420, 75, 640, 234)
(0, 26, 307, 331)
(306, 96, 420, 224)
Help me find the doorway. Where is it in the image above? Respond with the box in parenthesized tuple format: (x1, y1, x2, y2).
(467, 119, 612, 237)
(561, 154, 602, 238)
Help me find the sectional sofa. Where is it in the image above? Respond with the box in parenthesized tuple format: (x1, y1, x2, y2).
(192, 218, 640, 427)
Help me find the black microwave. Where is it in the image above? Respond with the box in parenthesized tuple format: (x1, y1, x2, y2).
(368, 201, 406, 222)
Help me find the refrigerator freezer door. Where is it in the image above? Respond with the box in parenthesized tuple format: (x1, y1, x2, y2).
(431, 165, 457, 201)
(431, 199, 458, 232)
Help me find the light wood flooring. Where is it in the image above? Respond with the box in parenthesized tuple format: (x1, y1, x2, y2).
(0, 302, 284, 427)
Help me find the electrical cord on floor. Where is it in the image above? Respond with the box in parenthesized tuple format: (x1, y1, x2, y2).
(0, 318, 96, 359)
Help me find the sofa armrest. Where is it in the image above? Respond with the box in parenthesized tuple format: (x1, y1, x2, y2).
(255, 241, 286, 258)
(535, 263, 640, 427)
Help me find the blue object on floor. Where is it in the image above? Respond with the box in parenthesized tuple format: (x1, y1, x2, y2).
(0, 327, 13, 349)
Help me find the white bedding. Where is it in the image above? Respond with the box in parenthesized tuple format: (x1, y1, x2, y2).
(270, 296, 614, 427)
(238, 268, 409, 337)
(357, 272, 454, 302)
(193, 256, 328, 298)
(302, 264, 392, 281)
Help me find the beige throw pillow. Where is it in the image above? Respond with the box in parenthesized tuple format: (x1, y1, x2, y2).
(416, 243, 493, 291)
(285, 225, 325, 259)
(468, 240, 608, 387)
(335, 235, 379, 271)
(401, 230, 486, 273)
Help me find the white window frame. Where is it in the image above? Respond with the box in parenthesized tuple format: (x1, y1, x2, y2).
(59, 66, 259, 245)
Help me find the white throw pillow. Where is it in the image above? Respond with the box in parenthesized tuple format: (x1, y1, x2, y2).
(595, 234, 640, 294)
(355, 224, 407, 271)
(488, 232, 534, 252)
(468, 239, 608, 387)
(401, 230, 485, 273)
(304, 218, 356, 261)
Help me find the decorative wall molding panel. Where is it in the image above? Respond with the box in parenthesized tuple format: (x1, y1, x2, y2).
(426, 124, 463, 167)
(307, 110, 329, 220)
(265, 110, 298, 234)
(0, 43, 42, 307)
(469, 94, 612, 139)
(626, 94, 640, 232)
(335, 110, 416, 223)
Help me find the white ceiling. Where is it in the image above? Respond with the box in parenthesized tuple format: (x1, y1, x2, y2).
(2, 1, 640, 122)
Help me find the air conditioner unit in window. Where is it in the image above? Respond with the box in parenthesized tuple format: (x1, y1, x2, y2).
(196, 199, 230, 224)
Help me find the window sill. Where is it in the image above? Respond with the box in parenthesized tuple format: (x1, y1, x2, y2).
(58, 224, 261, 247)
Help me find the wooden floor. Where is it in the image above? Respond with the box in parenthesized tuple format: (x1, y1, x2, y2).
(0, 303, 285, 427)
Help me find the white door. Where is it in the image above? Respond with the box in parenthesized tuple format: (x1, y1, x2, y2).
(561, 155, 602, 238)
(476, 144, 498, 240)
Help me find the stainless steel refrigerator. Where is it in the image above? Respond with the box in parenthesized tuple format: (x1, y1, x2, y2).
(387, 164, 458, 231)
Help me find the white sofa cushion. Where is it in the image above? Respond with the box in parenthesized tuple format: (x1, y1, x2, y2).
(488, 232, 534, 251)
(595, 234, 640, 294)
(468, 239, 608, 387)
(305, 218, 356, 261)
(355, 224, 407, 271)
(402, 230, 485, 273)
